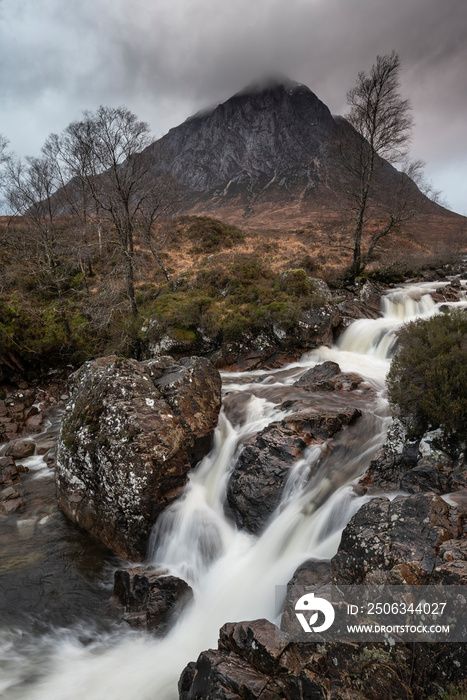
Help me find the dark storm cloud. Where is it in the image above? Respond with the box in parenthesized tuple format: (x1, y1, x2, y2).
(0, 0, 465, 212)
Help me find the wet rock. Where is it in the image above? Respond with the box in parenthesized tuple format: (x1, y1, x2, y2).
(431, 285, 463, 303)
(335, 282, 383, 333)
(294, 360, 367, 392)
(431, 559, 467, 584)
(281, 559, 332, 632)
(0, 456, 20, 487)
(35, 439, 56, 456)
(295, 304, 340, 348)
(225, 408, 361, 534)
(357, 280, 384, 311)
(5, 440, 35, 460)
(25, 412, 44, 431)
(0, 486, 26, 514)
(359, 420, 467, 495)
(430, 539, 467, 584)
(181, 618, 416, 700)
(112, 566, 193, 634)
(331, 492, 460, 585)
(56, 355, 222, 560)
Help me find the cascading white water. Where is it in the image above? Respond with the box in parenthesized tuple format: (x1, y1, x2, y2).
(1, 280, 461, 700)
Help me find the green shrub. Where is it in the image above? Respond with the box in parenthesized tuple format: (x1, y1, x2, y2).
(280, 269, 315, 297)
(387, 309, 467, 439)
(222, 313, 251, 342)
(187, 216, 245, 253)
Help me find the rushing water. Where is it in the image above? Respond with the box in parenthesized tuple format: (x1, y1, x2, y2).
(0, 280, 461, 699)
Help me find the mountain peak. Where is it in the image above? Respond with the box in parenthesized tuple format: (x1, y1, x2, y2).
(233, 74, 309, 98)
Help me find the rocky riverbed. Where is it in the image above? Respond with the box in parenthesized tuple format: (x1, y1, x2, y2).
(0, 276, 467, 699)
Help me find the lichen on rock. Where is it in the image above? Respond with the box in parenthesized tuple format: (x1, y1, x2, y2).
(56, 355, 221, 561)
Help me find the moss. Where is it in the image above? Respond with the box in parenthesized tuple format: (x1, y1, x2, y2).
(169, 327, 196, 344)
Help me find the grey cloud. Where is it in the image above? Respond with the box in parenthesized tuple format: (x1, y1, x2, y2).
(0, 0, 465, 213)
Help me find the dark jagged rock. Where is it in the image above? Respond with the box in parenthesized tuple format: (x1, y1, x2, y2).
(0, 485, 25, 514)
(181, 618, 462, 700)
(0, 388, 42, 443)
(281, 559, 332, 633)
(0, 456, 21, 487)
(225, 408, 361, 534)
(359, 420, 467, 496)
(294, 360, 367, 392)
(56, 355, 221, 561)
(335, 281, 384, 334)
(111, 566, 193, 634)
(331, 492, 461, 585)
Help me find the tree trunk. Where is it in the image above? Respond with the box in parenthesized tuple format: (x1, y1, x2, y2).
(124, 250, 138, 317)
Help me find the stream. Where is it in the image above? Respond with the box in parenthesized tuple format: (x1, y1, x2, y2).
(0, 280, 465, 699)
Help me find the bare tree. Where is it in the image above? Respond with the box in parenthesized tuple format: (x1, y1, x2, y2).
(53, 106, 166, 316)
(337, 51, 416, 279)
(3, 151, 77, 337)
(0, 135, 10, 197)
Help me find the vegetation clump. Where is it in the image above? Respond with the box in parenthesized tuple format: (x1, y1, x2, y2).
(387, 309, 467, 439)
(142, 254, 326, 346)
(185, 216, 245, 253)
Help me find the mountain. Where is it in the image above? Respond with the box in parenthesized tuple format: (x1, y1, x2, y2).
(144, 76, 460, 231)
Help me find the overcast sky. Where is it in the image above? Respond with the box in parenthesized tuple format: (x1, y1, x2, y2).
(1, 0, 465, 214)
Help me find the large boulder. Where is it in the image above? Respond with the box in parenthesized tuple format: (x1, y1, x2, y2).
(225, 407, 361, 534)
(331, 492, 461, 585)
(56, 355, 221, 560)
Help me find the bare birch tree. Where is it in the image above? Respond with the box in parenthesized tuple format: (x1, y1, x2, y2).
(338, 51, 415, 279)
(53, 106, 167, 316)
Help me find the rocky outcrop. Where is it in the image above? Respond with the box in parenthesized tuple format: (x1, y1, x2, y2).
(180, 617, 467, 700)
(294, 360, 367, 392)
(213, 302, 340, 372)
(181, 487, 467, 698)
(181, 413, 467, 699)
(225, 407, 361, 534)
(111, 566, 193, 634)
(335, 280, 384, 333)
(359, 420, 467, 495)
(331, 492, 462, 585)
(56, 355, 222, 560)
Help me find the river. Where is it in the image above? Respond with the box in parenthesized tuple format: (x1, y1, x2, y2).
(0, 280, 464, 699)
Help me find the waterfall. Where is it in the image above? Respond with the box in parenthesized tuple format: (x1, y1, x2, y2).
(0, 280, 460, 700)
